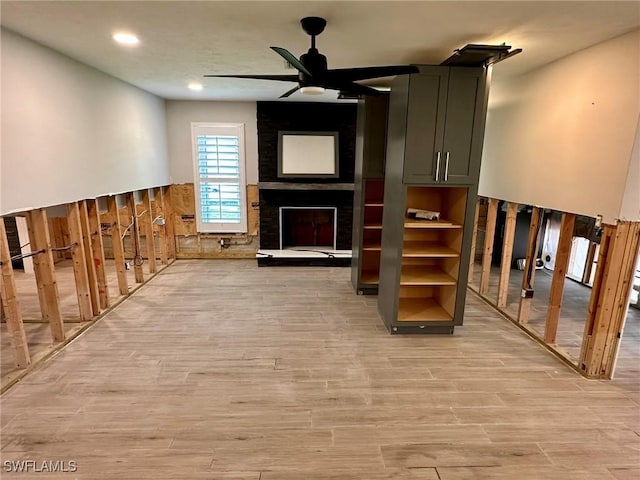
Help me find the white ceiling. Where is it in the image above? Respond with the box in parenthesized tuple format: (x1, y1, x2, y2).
(1, 1, 639, 102)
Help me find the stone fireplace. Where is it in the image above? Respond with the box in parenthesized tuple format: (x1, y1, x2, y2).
(256, 101, 357, 265)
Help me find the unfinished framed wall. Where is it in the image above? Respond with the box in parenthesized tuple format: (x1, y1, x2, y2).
(0, 185, 175, 391)
(468, 196, 640, 379)
(166, 183, 259, 258)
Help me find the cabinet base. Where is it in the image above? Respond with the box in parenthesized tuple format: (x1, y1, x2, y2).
(388, 324, 455, 335)
(356, 285, 379, 295)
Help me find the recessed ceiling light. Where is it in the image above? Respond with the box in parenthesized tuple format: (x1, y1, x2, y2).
(188, 83, 203, 91)
(112, 32, 139, 46)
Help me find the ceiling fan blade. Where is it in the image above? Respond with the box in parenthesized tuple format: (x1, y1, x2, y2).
(279, 86, 301, 98)
(325, 65, 418, 83)
(204, 74, 299, 82)
(325, 81, 382, 96)
(270, 46, 313, 77)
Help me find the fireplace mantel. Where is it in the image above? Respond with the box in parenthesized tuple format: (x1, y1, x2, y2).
(258, 182, 354, 191)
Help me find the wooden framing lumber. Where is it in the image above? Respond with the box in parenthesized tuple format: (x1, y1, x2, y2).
(66, 202, 93, 321)
(468, 197, 481, 282)
(79, 200, 100, 316)
(49, 217, 67, 262)
(497, 202, 518, 308)
(153, 187, 169, 265)
(141, 189, 157, 273)
(0, 217, 31, 368)
(479, 198, 499, 295)
(107, 195, 129, 295)
(582, 241, 597, 284)
(163, 186, 177, 259)
(579, 221, 640, 378)
(26, 208, 65, 342)
(87, 199, 110, 309)
(544, 213, 576, 343)
(517, 207, 543, 324)
(126, 193, 144, 283)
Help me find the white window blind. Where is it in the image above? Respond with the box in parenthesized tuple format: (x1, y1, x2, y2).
(191, 123, 247, 233)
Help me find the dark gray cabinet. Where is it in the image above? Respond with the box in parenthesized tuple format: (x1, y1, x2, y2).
(377, 65, 490, 334)
(351, 95, 389, 295)
(398, 66, 487, 185)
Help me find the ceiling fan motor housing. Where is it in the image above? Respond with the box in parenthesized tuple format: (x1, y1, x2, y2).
(300, 50, 328, 82)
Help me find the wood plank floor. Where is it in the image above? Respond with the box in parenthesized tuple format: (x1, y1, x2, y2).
(469, 261, 640, 382)
(1, 260, 639, 479)
(1, 259, 160, 386)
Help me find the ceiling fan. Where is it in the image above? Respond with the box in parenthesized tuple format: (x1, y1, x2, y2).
(205, 16, 418, 98)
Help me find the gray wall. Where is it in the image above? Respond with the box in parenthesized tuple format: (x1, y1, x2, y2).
(1, 28, 170, 215)
(480, 29, 640, 223)
(165, 101, 259, 185)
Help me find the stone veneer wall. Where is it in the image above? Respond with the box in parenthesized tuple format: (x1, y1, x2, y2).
(256, 101, 357, 251)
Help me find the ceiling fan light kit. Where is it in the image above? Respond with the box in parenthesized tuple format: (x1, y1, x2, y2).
(299, 86, 326, 95)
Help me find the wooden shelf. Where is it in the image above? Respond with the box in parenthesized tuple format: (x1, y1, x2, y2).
(400, 266, 457, 286)
(365, 203, 384, 207)
(361, 270, 379, 284)
(398, 298, 452, 322)
(404, 219, 462, 229)
(363, 224, 383, 230)
(402, 242, 459, 258)
(363, 244, 382, 251)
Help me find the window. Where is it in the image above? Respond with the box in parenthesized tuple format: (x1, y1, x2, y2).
(191, 123, 247, 233)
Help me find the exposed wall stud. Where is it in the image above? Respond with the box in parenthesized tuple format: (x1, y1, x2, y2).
(544, 213, 576, 343)
(153, 187, 169, 265)
(66, 202, 93, 321)
(497, 202, 518, 308)
(580, 221, 640, 378)
(517, 207, 543, 324)
(141, 189, 157, 273)
(26, 209, 65, 342)
(87, 199, 110, 309)
(0, 217, 31, 368)
(468, 198, 481, 282)
(107, 195, 129, 295)
(79, 200, 100, 316)
(479, 198, 499, 294)
(126, 193, 144, 283)
(163, 186, 177, 259)
(582, 241, 597, 284)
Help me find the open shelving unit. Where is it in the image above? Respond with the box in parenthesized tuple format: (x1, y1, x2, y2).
(397, 186, 467, 323)
(360, 179, 385, 287)
(378, 182, 473, 332)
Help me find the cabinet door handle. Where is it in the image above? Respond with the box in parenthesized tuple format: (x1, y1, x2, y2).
(435, 152, 441, 182)
(444, 152, 450, 182)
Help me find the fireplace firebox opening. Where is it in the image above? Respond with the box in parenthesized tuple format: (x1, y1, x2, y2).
(279, 207, 337, 250)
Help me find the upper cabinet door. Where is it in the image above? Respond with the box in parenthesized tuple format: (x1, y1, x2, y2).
(441, 68, 486, 185)
(403, 68, 449, 184)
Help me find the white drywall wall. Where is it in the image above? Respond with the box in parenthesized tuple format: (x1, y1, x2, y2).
(165, 101, 258, 184)
(1, 28, 169, 215)
(480, 30, 640, 223)
(619, 115, 640, 221)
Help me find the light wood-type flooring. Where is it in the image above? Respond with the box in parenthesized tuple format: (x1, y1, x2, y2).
(1, 260, 162, 388)
(469, 262, 640, 383)
(1, 260, 639, 479)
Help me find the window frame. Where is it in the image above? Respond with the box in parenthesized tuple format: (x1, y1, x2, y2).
(191, 122, 247, 233)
